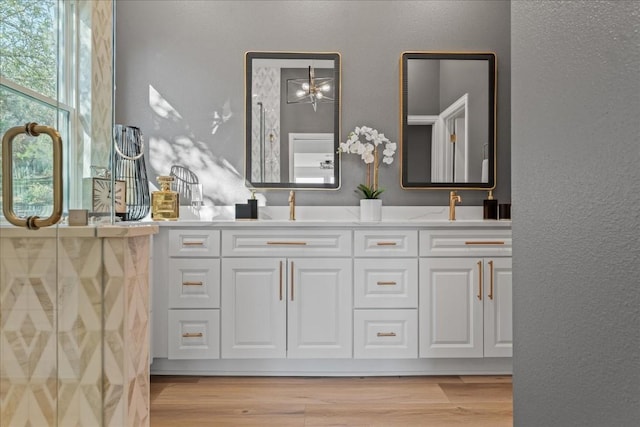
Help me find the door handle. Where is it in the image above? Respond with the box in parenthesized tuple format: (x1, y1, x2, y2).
(488, 260, 494, 300)
(477, 260, 483, 301)
(2, 123, 63, 230)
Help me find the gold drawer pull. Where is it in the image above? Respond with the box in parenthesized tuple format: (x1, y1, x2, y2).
(266, 241, 307, 245)
(377, 332, 397, 337)
(377, 281, 397, 286)
(183, 241, 205, 246)
(182, 332, 203, 338)
(376, 242, 397, 246)
(182, 281, 203, 286)
(465, 241, 505, 245)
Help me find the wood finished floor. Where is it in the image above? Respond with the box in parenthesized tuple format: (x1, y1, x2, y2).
(150, 375, 512, 426)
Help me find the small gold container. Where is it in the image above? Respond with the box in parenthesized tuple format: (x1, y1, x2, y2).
(151, 176, 179, 221)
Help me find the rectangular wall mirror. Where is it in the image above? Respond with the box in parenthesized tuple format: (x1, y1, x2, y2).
(400, 52, 496, 189)
(245, 51, 341, 189)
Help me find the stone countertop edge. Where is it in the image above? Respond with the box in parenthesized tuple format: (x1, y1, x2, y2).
(0, 223, 159, 238)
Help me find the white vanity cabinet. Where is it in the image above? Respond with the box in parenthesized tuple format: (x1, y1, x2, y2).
(418, 229, 513, 358)
(166, 229, 221, 360)
(151, 219, 512, 376)
(353, 230, 419, 359)
(220, 230, 353, 359)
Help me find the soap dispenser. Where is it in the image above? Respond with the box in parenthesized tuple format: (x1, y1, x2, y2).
(483, 190, 498, 220)
(248, 190, 258, 219)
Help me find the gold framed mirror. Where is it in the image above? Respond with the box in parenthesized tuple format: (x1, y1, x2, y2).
(245, 51, 341, 189)
(400, 52, 496, 189)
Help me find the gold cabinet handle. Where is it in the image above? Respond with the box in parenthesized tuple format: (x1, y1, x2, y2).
(2, 123, 63, 230)
(377, 332, 397, 337)
(376, 242, 397, 246)
(267, 241, 307, 245)
(183, 241, 205, 246)
(182, 281, 203, 286)
(290, 261, 295, 301)
(279, 260, 283, 301)
(182, 332, 203, 338)
(465, 241, 505, 245)
(377, 281, 397, 286)
(488, 260, 494, 300)
(477, 260, 483, 301)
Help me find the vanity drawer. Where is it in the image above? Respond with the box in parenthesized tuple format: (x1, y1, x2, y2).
(169, 229, 220, 257)
(168, 309, 220, 360)
(354, 230, 418, 257)
(354, 259, 417, 308)
(354, 309, 418, 359)
(221, 229, 351, 257)
(419, 229, 512, 257)
(168, 259, 220, 309)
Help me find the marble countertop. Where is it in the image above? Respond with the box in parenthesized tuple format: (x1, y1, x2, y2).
(143, 206, 512, 228)
(0, 222, 159, 238)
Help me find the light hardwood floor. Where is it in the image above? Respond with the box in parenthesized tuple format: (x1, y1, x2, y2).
(150, 375, 512, 426)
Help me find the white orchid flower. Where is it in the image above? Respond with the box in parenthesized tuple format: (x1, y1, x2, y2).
(383, 147, 395, 157)
(362, 152, 375, 163)
(382, 156, 394, 164)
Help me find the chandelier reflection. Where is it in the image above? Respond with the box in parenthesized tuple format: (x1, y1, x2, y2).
(287, 66, 334, 112)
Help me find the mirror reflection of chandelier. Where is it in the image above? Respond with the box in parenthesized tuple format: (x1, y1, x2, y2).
(287, 66, 334, 111)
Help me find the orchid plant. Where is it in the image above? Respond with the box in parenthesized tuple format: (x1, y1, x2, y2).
(339, 126, 397, 199)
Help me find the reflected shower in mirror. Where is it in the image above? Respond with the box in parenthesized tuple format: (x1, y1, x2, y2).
(245, 51, 341, 189)
(400, 52, 496, 189)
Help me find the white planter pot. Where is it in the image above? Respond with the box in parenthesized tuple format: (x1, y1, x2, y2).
(360, 199, 382, 222)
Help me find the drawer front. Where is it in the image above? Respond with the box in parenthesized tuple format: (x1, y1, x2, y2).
(168, 259, 220, 309)
(168, 309, 220, 360)
(221, 229, 351, 257)
(354, 259, 418, 308)
(419, 229, 512, 257)
(354, 230, 418, 257)
(354, 309, 418, 359)
(169, 229, 220, 257)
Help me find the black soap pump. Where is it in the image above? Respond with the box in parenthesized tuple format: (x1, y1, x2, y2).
(483, 190, 498, 220)
(248, 190, 258, 219)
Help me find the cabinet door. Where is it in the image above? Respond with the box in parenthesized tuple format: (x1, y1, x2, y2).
(287, 258, 353, 359)
(419, 258, 483, 358)
(483, 258, 513, 357)
(221, 258, 286, 358)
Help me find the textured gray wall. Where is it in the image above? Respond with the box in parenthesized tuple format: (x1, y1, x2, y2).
(512, 2, 640, 426)
(115, 0, 510, 207)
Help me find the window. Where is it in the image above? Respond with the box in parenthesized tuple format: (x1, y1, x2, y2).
(1, 0, 75, 217)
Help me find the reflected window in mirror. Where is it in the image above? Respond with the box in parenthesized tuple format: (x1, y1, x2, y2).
(245, 52, 341, 189)
(400, 52, 496, 189)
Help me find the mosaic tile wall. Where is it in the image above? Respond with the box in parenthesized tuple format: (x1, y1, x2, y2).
(0, 232, 150, 427)
(251, 66, 281, 182)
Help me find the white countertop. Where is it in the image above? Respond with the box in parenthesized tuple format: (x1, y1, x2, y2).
(143, 205, 512, 228)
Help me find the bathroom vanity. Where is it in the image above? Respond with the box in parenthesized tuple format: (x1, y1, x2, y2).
(149, 206, 512, 376)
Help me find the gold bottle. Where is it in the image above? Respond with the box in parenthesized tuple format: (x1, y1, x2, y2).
(152, 175, 179, 220)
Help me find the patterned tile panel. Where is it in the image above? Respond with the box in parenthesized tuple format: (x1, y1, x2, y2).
(1, 231, 150, 427)
(251, 66, 281, 182)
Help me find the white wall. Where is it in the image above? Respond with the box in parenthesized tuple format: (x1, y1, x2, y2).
(512, 2, 640, 425)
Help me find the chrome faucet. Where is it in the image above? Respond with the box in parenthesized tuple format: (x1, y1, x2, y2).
(288, 190, 296, 221)
(449, 191, 462, 221)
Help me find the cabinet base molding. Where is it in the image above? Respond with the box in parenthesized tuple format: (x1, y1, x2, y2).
(150, 357, 511, 377)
